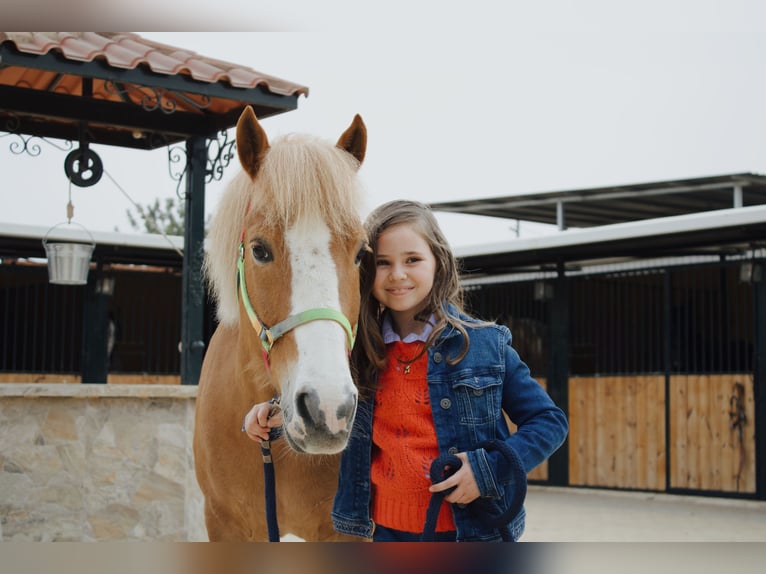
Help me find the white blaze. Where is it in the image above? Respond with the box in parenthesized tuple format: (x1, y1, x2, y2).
(284, 218, 356, 438)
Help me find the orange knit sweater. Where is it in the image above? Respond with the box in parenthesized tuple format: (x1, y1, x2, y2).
(370, 341, 455, 533)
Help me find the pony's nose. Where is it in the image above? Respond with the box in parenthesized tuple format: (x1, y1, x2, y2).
(295, 388, 356, 433)
(295, 389, 320, 423)
(336, 393, 357, 422)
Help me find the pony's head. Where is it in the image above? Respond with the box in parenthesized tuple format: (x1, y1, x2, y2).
(205, 106, 367, 454)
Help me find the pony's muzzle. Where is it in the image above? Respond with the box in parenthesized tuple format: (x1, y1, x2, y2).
(295, 388, 357, 434)
(286, 388, 357, 454)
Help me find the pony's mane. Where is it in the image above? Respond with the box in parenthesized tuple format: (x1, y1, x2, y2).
(205, 133, 364, 325)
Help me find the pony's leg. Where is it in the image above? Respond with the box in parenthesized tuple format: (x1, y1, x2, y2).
(203, 499, 265, 542)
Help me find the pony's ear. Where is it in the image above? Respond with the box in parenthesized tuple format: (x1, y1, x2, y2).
(236, 106, 270, 180)
(336, 114, 367, 167)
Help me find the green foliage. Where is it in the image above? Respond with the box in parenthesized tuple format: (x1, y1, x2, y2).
(126, 197, 186, 236)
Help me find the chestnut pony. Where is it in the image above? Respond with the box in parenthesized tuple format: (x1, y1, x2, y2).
(194, 106, 367, 541)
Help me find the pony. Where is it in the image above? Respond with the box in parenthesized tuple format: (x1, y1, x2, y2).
(193, 106, 367, 541)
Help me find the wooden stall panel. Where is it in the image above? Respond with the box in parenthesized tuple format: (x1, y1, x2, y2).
(506, 378, 549, 481)
(669, 374, 756, 494)
(568, 376, 666, 490)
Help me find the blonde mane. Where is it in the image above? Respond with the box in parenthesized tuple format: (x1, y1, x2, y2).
(204, 133, 365, 325)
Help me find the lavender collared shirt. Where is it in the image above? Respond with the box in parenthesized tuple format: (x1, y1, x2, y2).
(381, 313, 436, 344)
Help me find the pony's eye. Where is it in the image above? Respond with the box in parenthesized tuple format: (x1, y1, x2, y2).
(251, 241, 273, 263)
(354, 243, 370, 265)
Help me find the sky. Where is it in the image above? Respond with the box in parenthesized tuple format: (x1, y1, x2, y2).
(3, 1, 766, 250)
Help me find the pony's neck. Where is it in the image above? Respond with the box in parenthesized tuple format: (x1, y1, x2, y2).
(236, 324, 277, 402)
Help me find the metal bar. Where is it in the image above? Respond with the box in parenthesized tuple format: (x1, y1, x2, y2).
(145, 277, 153, 372)
(594, 279, 609, 374)
(754, 262, 766, 499)
(73, 287, 82, 375)
(0, 84, 215, 139)
(431, 180, 759, 212)
(1, 270, 7, 369)
(4, 271, 13, 370)
(719, 264, 727, 372)
(734, 185, 743, 208)
(44, 72, 63, 92)
(181, 136, 207, 385)
(609, 276, 616, 374)
(733, 267, 741, 372)
(546, 261, 569, 486)
(156, 274, 165, 372)
(20, 273, 29, 370)
(11, 278, 19, 371)
(631, 277, 637, 373)
(635, 279, 642, 373)
(690, 270, 698, 373)
(41, 273, 49, 371)
(663, 269, 672, 491)
(30, 278, 39, 372)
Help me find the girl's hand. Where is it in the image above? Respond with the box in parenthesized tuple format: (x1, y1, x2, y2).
(242, 401, 283, 442)
(428, 452, 481, 505)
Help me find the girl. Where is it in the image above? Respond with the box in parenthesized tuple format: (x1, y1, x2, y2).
(244, 200, 568, 542)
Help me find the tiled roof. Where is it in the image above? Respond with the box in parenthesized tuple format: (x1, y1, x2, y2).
(0, 32, 309, 96)
(0, 32, 309, 148)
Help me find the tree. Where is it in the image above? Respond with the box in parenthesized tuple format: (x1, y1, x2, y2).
(126, 197, 186, 236)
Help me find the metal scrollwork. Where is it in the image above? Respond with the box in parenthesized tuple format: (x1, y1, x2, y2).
(104, 80, 211, 114)
(167, 130, 237, 198)
(8, 133, 42, 156)
(168, 144, 189, 198)
(2, 114, 74, 156)
(206, 130, 236, 183)
(4, 115, 21, 133)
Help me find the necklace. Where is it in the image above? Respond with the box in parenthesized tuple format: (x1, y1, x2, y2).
(395, 342, 424, 375)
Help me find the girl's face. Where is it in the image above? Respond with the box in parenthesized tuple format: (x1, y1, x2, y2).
(372, 222, 437, 331)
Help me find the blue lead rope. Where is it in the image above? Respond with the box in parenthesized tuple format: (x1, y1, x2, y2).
(421, 440, 527, 542)
(260, 436, 281, 542)
(421, 453, 462, 541)
(245, 397, 282, 542)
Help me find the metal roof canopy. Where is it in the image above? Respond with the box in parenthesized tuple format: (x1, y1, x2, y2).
(430, 172, 766, 229)
(0, 32, 309, 385)
(454, 204, 766, 278)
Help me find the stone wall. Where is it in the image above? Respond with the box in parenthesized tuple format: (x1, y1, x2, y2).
(0, 383, 207, 541)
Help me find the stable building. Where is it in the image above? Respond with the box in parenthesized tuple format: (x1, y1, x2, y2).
(431, 172, 766, 500)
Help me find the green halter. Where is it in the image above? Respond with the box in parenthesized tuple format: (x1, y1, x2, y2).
(237, 242, 356, 355)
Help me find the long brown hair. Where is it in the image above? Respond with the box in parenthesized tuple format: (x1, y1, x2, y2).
(353, 200, 476, 393)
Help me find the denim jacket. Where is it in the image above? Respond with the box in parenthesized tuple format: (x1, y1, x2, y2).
(331, 313, 569, 542)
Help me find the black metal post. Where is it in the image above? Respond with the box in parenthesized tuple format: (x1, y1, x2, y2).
(663, 269, 673, 492)
(754, 265, 766, 500)
(81, 271, 111, 383)
(547, 261, 570, 486)
(181, 136, 207, 385)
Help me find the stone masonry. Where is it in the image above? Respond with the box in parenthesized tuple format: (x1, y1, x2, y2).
(0, 384, 206, 541)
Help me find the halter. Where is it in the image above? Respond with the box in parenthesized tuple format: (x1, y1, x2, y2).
(237, 241, 357, 358)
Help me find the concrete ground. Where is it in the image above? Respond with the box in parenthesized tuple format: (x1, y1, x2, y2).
(522, 485, 766, 542)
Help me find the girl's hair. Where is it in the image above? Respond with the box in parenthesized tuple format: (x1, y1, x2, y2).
(353, 199, 477, 391)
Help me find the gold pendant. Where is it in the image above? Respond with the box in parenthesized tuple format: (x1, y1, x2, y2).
(403, 364, 410, 374)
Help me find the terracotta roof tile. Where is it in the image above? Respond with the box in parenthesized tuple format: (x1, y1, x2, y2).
(0, 32, 309, 97)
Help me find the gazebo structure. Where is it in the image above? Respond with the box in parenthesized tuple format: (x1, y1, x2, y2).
(0, 32, 309, 385)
